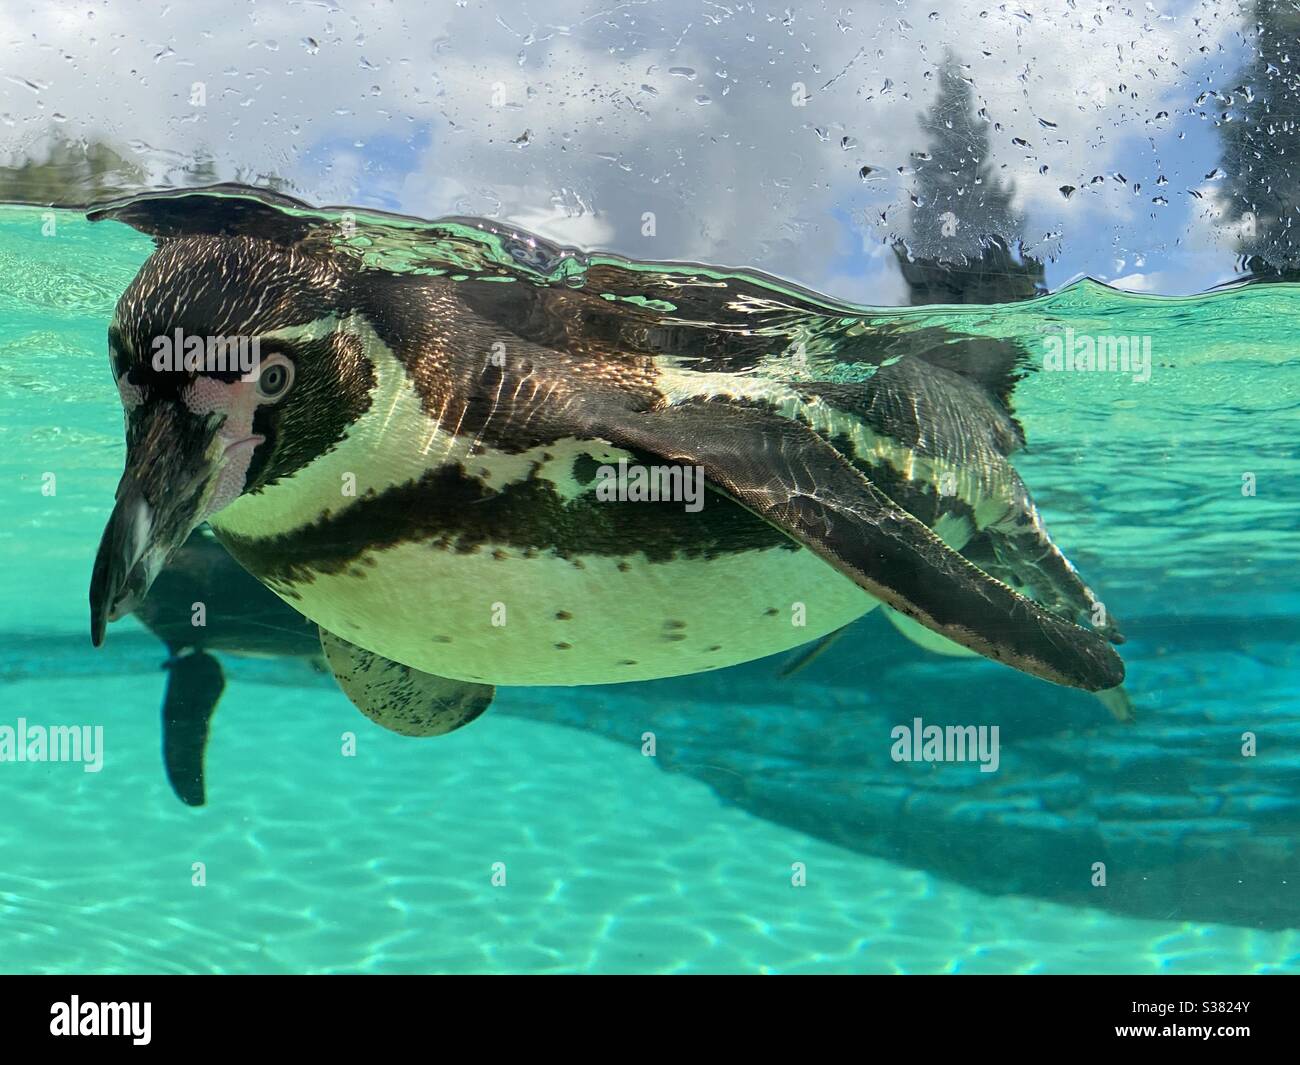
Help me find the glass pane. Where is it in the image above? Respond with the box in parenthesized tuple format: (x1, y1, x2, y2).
(0, 0, 1295, 980)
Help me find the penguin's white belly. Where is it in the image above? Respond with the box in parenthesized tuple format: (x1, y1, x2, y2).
(265, 542, 878, 685)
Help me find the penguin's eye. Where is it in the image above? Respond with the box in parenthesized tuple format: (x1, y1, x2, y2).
(255, 356, 295, 402)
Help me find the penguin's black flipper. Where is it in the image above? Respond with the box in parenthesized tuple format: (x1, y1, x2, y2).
(161, 650, 225, 807)
(590, 400, 1124, 692)
(961, 524, 1125, 644)
(318, 628, 494, 736)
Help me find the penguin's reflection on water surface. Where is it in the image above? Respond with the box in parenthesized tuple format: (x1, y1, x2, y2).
(131, 527, 321, 806)
(90, 185, 1129, 799)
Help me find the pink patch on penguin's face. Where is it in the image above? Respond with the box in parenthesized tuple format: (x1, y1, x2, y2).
(205, 433, 264, 516)
(180, 375, 267, 519)
(116, 371, 144, 411)
(182, 374, 246, 418)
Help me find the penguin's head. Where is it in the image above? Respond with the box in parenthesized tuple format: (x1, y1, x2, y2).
(90, 234, 375, 645)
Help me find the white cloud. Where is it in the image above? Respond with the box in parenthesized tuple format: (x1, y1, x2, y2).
(0, 0, 1254, 296)
(1108, 272, 1160, 292)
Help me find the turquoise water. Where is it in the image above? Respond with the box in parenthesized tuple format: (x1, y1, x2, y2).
(1, 201, 1298, 973)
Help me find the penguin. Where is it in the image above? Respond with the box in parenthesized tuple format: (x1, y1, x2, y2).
(132, 526, 321, 804)
(87, 185, 1125, 739)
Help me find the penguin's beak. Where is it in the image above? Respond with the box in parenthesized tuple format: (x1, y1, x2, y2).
(90, 402, 226, 647)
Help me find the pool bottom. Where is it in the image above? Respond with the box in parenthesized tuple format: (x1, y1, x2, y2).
(0, 670, 1296, 974)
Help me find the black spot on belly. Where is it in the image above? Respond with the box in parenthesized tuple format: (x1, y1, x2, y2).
(572, 454, 601, 486)
(217, 463, 793, 586)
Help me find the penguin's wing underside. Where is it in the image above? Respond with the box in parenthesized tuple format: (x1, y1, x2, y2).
(586, 399, 1124, 692)
(318, 628, 494, 736)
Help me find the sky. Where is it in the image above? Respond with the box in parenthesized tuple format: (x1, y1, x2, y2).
(0, 0, 1270, 301)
